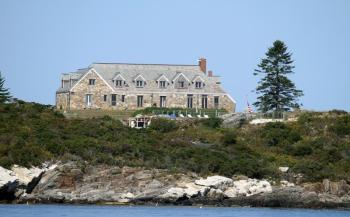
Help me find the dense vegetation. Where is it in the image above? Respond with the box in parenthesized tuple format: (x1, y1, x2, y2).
(0, 101, 349, 182)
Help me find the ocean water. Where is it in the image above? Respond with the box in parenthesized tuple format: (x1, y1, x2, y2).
(0, 205, 349, 217)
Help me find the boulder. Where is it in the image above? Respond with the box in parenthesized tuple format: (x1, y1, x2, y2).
(221, 113, 253, 128)
(159, 187, 186, 200)
(0, 164, 52, 200)
(194, 175, 233, 190)
(280, 180, 295, 187)
(207, 188, 224, 199)
(224, 179, 272, 198)
(182, 182, 209, 197)
(278, 167, 289, 173)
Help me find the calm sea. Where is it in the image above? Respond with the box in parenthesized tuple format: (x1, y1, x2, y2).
(0, 205, 349, 217)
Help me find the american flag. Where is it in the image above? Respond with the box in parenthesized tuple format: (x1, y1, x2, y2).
(247, 101, 253, 113)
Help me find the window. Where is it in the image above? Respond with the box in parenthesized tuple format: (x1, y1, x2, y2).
(201, 95, 208, 109)
(89, 79, 95, 85)
(160, 96, 166, 108)
(159, 81, 166, 88)
(136, 80, 144, 87)
(178, 81, 185, 88)
(111, 94, 117, 106)
(137, 95, 143, 107)
(214, 96, 219, 108)
(115, 80, 123, 87)
(85, 94, 92, 107)
(121, 95, 125, 102)
(103, 95, 107, 102)
(195, 81, 202, 89)
(187, 94, 193, 108)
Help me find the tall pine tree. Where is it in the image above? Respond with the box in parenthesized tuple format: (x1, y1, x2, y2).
(0, 71, 11, 103)
(253, 40, 303, 113)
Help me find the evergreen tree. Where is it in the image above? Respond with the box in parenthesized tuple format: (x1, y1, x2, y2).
(253, 40, 303, 113)
(0, 71, 11, 103)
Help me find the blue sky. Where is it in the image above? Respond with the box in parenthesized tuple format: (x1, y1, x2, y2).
(0, 0, 349, 111)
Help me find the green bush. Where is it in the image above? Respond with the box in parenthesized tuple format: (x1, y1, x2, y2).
(328, 109, 348, 115)
(201, 117, 223, 128)
(330, 115, 350, 137)
(222, 129, 237, 145)
(261, 122, 301, 146)
(292, 143, 313, 156)
(149, 118, 178, 133)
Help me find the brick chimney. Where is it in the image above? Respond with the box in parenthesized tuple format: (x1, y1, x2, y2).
(208, 70, 213, 77)
(198, 57, 206, 73)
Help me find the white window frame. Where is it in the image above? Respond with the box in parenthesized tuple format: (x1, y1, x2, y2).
(89, 79, 95, 85)
(159, 80, 166, 88)
(214, 96, 219, 108)
(111, 94, 117, 106)
(137, 95, 143, 107)
(85, 94, 92, 107)
(195, 81, 202, 89)
(160, 96, 166, 108)
(136, 80, 144, 88)
(115, 80, 123, 87)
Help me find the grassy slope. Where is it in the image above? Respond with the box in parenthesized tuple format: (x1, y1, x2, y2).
(0, 101, 349, 182)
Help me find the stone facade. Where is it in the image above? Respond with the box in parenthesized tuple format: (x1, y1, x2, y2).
(56, 59, 236, 112)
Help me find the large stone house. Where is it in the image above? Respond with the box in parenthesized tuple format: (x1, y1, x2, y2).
(56, 58, 236, 112)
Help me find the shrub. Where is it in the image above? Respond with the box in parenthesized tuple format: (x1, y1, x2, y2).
(330, 115, 350, 137)
(261, 122, 301, 146)
(292, 143, 313, 156)
(222, 129, 237, 145)
(328, 109, 348, 115)
(201, 117, 223, 128)
(149, 118, 178, 133)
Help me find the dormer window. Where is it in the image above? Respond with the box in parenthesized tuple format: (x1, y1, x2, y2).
(89, 79, 95, 85)
(156, 74, 169, 89)
(195, 81, 203, 89)
(173, 72, 190, 89)
(159, 80, 166, 88)
(136, 80, 144, 87)
(115, 80, 123, 87)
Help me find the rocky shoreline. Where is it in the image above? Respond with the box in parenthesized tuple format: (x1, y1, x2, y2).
(1, 162, 350, 209)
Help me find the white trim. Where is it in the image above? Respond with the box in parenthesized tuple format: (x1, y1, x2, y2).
(91, 68, 115, 91)
(70, 68, 114, 92)
(133, 74, 147, 81)
(112, 73, 126, 81)
(172, 72, 190, 82)
(156, 74, 170, 82)
(192, 75, 204, 82)
(225, 93, 237, 104)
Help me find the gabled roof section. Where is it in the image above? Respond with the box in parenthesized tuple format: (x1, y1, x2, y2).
(133, 74, 146, 81)
(68, 68, 114, 92)
(112, 72, 126, 81)
(172, 72, 190, 82)
(56, 68, 90, 93)
(192, 75, 205, 82)
(155, 74, 169, 82)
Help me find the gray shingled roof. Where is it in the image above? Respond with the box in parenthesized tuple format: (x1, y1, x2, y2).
(57, 63, 222, 93)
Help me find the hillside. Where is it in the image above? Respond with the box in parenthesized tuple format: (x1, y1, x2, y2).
(0, 100, 349, 182)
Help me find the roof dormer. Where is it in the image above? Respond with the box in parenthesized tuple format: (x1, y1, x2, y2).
(156, 74, 170, 89)
(172, 72, 190, 89)
(112, 73, 126, 87)
(133, 74, 146, 88)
